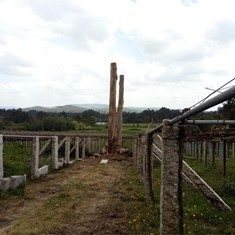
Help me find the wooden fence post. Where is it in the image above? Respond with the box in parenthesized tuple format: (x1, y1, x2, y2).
(137, 135, 142, 173)
(132, 139, 138, 166)
(108, 62, 117, 154)
(145, 134, 155, 203)
(0, 135, 3, 179)
(141, 136, 146, 179)
(117, 74, 124, 147)
(160, 120, 179, 235)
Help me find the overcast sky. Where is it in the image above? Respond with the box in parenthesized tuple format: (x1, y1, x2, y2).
(0, 0, 235, 109)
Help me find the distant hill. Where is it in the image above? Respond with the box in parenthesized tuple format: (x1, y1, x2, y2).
(23, 105, 87, 113)
(22, 104, 159, 113)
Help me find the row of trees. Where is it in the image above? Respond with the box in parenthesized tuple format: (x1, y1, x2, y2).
(0, 99, 234, 131)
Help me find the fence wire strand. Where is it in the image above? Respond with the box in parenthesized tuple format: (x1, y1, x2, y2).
(189, 78, 235, 110)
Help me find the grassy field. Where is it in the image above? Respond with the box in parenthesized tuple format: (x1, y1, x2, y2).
(2, 125, 235, 234)
(2, 123, 158, 178)
(75, 122, 160, 135)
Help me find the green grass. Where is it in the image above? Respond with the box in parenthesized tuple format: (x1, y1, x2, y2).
(74, 123, 160, 136)
(8, 126, 235, 233)
(127, 157, 235, 234)
(3, 142, 32, 177)
(182, 157, 235, 234)
(127, 161, 160, 234)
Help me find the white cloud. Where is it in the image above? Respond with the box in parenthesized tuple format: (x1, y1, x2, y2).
(0, 0, 235, 110)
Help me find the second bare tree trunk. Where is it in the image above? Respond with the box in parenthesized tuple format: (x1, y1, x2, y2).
(117, 75, 124, 147)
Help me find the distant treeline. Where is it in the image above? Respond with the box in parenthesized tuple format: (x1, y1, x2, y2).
(0, 98, 234, 131)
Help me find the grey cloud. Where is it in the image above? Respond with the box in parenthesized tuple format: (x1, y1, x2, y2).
(137, 30, 182, 59)
(143, 61, 206, 87)
(18, 0, 109, 51)
(53, 15, 109, 51)
(139, 38, 168, 56)
(176, 49, 205, 62)
(0, 53, 33, 76)
(137, 31, 216, 66)
(207, 20, 235, 45)
(18, 0, 78, 22)
(206, 69, 230, 77)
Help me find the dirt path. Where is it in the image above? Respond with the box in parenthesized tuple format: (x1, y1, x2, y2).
(0, 157, 138, 235)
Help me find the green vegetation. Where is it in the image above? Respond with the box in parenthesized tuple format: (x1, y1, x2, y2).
(127, 161, 160, 234)
(1, 99, 235, 233)
(182, 157, 235, 234)
(1, 98, 233, 132)
(127, 157, 235, 234)
(3, 142, 32, 177)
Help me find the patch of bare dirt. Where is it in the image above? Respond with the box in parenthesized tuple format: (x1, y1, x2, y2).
(0, 157, 136, 235)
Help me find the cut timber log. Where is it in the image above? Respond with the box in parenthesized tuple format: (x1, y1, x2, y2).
(108, 62, 117, 154)
(117, 147, 129, 155)
(117, 75, 124, 147)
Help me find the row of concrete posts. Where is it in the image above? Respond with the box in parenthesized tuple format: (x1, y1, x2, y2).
(0, 135, 108, 193)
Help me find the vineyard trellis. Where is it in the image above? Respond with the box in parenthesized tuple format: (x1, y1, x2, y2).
(134, 85, 235, 234)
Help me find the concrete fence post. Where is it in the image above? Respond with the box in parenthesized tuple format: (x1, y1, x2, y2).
(87, 137, 91, 153)
(199, 141, 202, 162)
(52, 136, 59, 170)
(82, 137, 86, 159)
(203, 140, 207, 166)
(219, 140, 226, 177)
(191, 142, 193, 157)
(65, 137, 70, 164)
(32, 137, 39, 178)
(75, 137, 80, 160)
(91, 138, 95, 153)
(196, 142, 199, 159)
(160, 120, 179, 235)
(0, 135, 3, 179)
(208, 141, 213, 165)
(98, 138, 101, 151)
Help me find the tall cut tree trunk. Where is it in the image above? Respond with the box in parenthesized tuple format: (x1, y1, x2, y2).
(108, 62, 117, 154)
